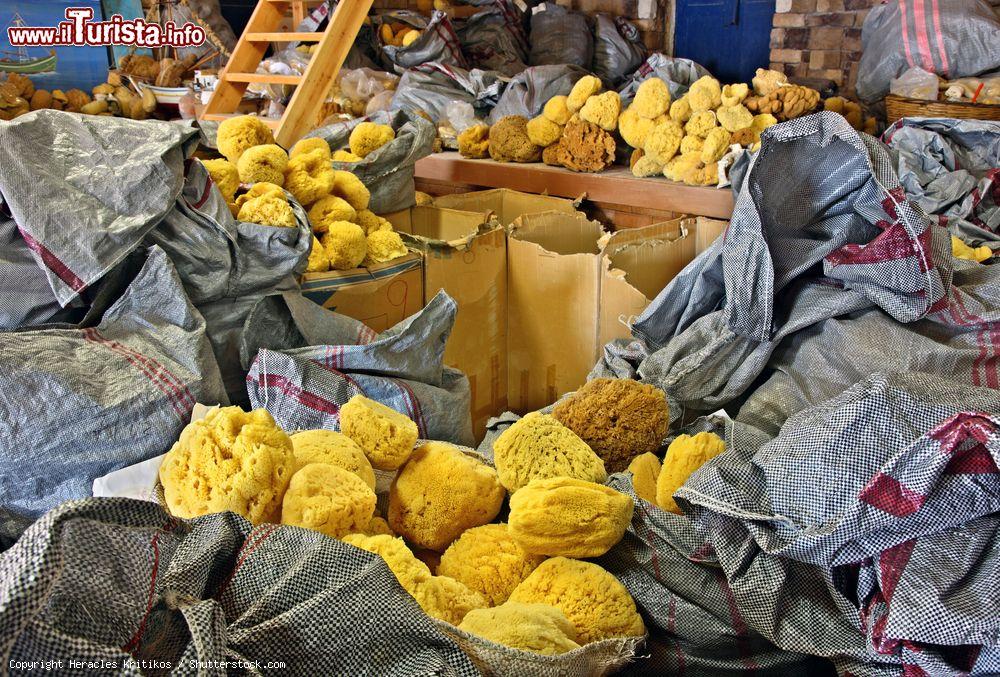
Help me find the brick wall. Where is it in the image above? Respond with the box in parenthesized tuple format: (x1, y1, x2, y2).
(769, 0, 877, 95)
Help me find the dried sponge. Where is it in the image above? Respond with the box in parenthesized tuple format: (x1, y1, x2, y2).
(365, 229, 408, 265)
(281, 463, 376, 538)
(389, 442, 505, 551)
(567, 75, 602, 112)
(579, 91, 622, 131)
(688, 75, 722, 111)
(685, 110, 718, 138)
(332, 170, 371, 212)
(320, 221, 367, 270)
(717, 104, 753, 133)
(356, 209, 393, 235)
(492, 412, 607, 492)
(631, 155, 664, 178)
(643, 120, 684, 165)
(285, 149, 337, 207)
(952, 235, 994, 262)
(159, 407, 294, 525)
(542, 95, 572, 125)
(364, 516, 394, 537)
(618, 107, 656, 149)
(201, 159, 240, 202)
(721, 83, 750, 108)
(656, 431, 726, 513)
(509, 557, 645, 643)
(669, 95, 692, 123)
(289, 429, 375, 489)
(628, 453, 661, 504)
(632, 77, 670, 119)
(751, 113, 778, 137)
(217, 115, 275, 163)
(701, 127, 732, 164)
(306, 236, 330, 273)
(290, 137, 331, 160)
(552, 378, 670, 471)
(556, 118, 615, 173)
(458, 123, 490, 159)
(309, 195, 357, 233)
(459, 603, 581, 655)
(238, 194, 297, 228)
(508, 477, 633, 558)
(679, 135, 704, 155)
(349, 121, 395, 158)
(414, 190, 434, 206)
(438, 524, 545, 606)
(489, 115, 542, 163)
(333, 149, 362, 163)
(526, 115, 563, 147)
(236, 144, 288, 186)
(340, 394, 418, 470)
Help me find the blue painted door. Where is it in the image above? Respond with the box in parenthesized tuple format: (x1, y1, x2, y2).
(674, 0, 776, 84)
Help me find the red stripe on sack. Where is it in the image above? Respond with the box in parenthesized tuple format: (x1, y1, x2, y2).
(859, 473, 926, 517)
(871, 610, 900, 655)
(667, 595, 687, 675)
(122, 530, 162, 654)
(952, 289, 997, 388)
(250, 372, 342, 416)
(987, 322, 1000, 390)
(191, 173, 213, 210)
(17, 225, 86, 292)
(825, 221, 922, 267)
(929, 0, 949, 76)
(879, 539, 916, 605)
(714, 570, 759, 672)
(88, 328, 195, 411)
(902, 662, 930, 677)
(217, 524, 279, 599)
(928, 411, 995, 448)
(636, 501, 663, 581)
(393, 378, 427, 438)
(945, 443, 999, 475)
(899, 1, 915, 68)
(911, 0, 935, 72)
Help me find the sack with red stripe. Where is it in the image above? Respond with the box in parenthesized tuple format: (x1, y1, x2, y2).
(381, 10, 468, 73)
(456, 0, 529, 77)
(245, 291, 474, 447)
(856, 0, 1000, 104)
(0, 247, 226, 539)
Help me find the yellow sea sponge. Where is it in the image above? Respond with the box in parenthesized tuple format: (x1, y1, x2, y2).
(656, 431, 726, 513)
(459, 603, 581, 655)
(319, 221, 367, 270)
(628, 453, 661, 504)
(669, 95, 692, 123)
(281, 463, 376, 538)
(952, 236, 993, 262)
(666, 152, 718, 186)
(721, 83, 750, 107)
(309, 195, 357, 233)
(509, 557, 645, 644)
(458, 123, 490, 159)
(285, 149, 336, 207)
(688, 75, 722, 111)
(526, 115, 563, 147)
(365, 229, 408, 265)
(489, 115, 542, 163)
(216, 115, 275, 163)
(388, 442, 505, 551)
(306, 236, 330, 273)
(542, 95, 572, 125)
(344, 533, 430, 589)
(751, 113, 778, 138)
(364, 516, 394, 536)
(332, 170, 371, 211)
(349, 121, 395, 158)
(201, 158, 239, 202)
(289, 429, 375, 489)
(340, 394, 418, 470)
(333, 149, 363, 162)
(418, 574, 488, 625)
(643, 120, 684, 165)
(492, 412, 607, 492)
(233, 181, 284, 212)
(685, 110, 717, 138)
(679, 135, 704, 155)
(238, 194, 297, 228)
(290, 137, 331, 160)
(717, 104, 753, 133)
(438, 524, 545, 606)
(236, 144, 288, 186)
(619, 107, 655, 149)
(356, 209, 393, 235)
(701, 127, 732, 164)
(631, 155, 664, 178)
(508, 477, 634, 558)
(566, 75, 602, 112)
(159, 407, 294, 525)
(414, 191, 434, 206)
(579, 91, 622, 132)
(632, 77, 670, 119)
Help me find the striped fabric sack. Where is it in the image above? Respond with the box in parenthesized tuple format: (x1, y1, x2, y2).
(246, 291, 475, 447)
(382, 10, 468, 72)
(586, 112, 1000, 673)
(456, 0, 529, 77)
(856, 0, 1000, 103)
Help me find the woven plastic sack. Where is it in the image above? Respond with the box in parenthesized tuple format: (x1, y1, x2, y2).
(882, 117, 1000, 248)
(0, 247, 226, 538)
(488, 64, 590, 124)
(456, 0, 529, 77)
(856, 0, 1000, 103)
(528, 2, 593, 68)
(382, 10, 468, 73)
(592, 14, 648, 87)
(244, 291, 475, 447)
(390, 62, 505, 123)
(617, 52, 711, 106)
(305, 109, 437, 214)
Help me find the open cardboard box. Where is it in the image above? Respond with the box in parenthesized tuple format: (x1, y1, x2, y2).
(432, 188, 580, 227)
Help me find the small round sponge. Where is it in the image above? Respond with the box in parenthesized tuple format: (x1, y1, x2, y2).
(319, 221, 367, 270)
(459, 603, 581, 655)
(309, 195, 357, 233)
(632, 77, 670, 119)
(281, 463, 377, 538)
(349, 121, 395, 158)
(285, 149, 336, 207)
(552, 378, 670, 471)
(526, 115, 562, 147)
(438, 524, 545, 606)
(656, 431, 726, 514)
(290, 137, 331, 160)
(217, 115, 274, 163)
(365, 230, 408, 265)
(290, 429, 375, 489)
(238, 194, 297, 228)
(236, 144, 288, 186)
(201, 158, 240, 202)
(339, 394, 418, 471)
(542, 95, 572, 125)
(509, 557, 645, 644)
(492, 412, 607, 492)
(389, 442, 505, 552)
(508, 477, 634, 558)
(566, 75, 602, 113)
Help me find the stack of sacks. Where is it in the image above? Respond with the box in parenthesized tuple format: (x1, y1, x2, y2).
(199, 116, 411, 274)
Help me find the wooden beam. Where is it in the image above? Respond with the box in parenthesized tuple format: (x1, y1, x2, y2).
(226, 73, 302, 85)
(245, 31, 324, 42)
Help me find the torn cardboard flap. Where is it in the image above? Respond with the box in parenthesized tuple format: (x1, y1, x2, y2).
(434, 188, 581, 228)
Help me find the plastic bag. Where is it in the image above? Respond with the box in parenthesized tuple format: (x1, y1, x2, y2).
(889, 67, 939, 100)
(341, 67, 399, 102)
(444, 100, 478, 133)
(488, 64, 590, 123)
(390, 63, 505, 123)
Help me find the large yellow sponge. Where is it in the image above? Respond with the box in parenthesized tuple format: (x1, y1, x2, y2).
(289, 429, 375, 489)
(492, 412, 607, 492)
(459, 603, 581, 655)
(656, 431, 726, 513)
(339, 395, 418, 471)
(437, 523, 544, 606)
(280, 463, 376, 538)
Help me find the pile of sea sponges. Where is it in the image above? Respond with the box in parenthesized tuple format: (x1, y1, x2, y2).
(201, 115, 410, 272)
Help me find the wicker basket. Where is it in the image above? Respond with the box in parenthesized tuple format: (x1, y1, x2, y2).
(885, 94, 1000, 122)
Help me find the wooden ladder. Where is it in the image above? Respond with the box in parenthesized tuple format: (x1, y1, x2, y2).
(200, 0, 373, 147)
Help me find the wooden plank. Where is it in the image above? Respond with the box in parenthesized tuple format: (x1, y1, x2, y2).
(414, 153, 735, 220)
(245, 31, 324, 41)
(226, 73, 302, 85)
(274, 0, 374, 147)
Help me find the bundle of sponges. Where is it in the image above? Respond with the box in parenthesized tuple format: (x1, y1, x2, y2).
(744, 80, 821, 121)
(535, 76, 619, 173)
(379, 21, 422, 48)
(823, 96, 878, 135)
(628, 430, 727, 514)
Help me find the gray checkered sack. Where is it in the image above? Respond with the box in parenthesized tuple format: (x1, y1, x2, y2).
(586, 113, 1000, 673)
(305, 109, 437, 214)
(0, 248, 226, 540)
(390, 63, 506, 124)
(381, 10, 468, 73)
(617, 53, 710, 106)
(487, 64, 591, 124)
(245, 291, 475, 447)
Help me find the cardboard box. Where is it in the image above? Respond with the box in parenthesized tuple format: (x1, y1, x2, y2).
(432, 188, 580, 227)
(388, 206, 508, 440)
(507, 212, 696, 413)
(695, 216, 729, 254)
(300, 253, 424, 333)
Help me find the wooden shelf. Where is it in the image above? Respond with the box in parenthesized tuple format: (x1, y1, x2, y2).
(413, 153, 735, 220)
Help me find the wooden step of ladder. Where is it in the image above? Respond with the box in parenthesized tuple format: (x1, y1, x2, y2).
(201, 0, 373, 147)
